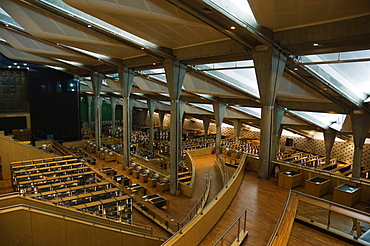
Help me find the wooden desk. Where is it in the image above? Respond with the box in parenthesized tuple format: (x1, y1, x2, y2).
(278, 170, 303, 189)
(304, 177, 331, 197)
(126, 166, 135, 175)
(148, 178, 158, 188)
(333, 184, 361, 207)
(133, 169, 142, 179)
(140, 173, 149, 183)
(157, 182, 170, 192)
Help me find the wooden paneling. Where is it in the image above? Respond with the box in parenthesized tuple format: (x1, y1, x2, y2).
(0, 135, 55, 179)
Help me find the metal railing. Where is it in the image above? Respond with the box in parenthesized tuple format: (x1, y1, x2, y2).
(179, 175, 211, 231)
(213, 209, 248, 246)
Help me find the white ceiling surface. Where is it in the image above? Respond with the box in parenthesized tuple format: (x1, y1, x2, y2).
(0, 28, 99, 66)
(0, 0, 368, 138)
(0, 44, 62, 65)
(0, 1, 143, 60)
(183, 74, 245, 98)
(64, 0, 228, 48)
(249, 0, 370, 31)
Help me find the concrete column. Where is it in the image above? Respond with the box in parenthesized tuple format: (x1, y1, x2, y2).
(164, 59, 186, 195)
(202, 115, 211, 138)
(232, 119, 242, 143)
(147, 99, 157, 152)
(129, 98, 134, 144)
(91, 73, 103, 151)
(119, 67, 134, 169)
(87, 95, 92, 129)
(351, 113, 370, 178)
(110, 97, 117, 134)
(158, 111, 166, 131)
(323, 130, 336, 167)
(252, 46, 287, 179)
(212, 102, 226, 155)
(271, 106, 285, 161)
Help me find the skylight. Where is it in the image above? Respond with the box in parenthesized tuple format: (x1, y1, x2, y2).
(204, 0, 257, 27)
(190, 103, 214, 112)
(194, 62, 259, 98)
(231, 106, 261, 119)
(301, 50, 370, 103)
(39, 0, 158, 49)
(0, 7, 23, 30)
(289, 111, 346, 131)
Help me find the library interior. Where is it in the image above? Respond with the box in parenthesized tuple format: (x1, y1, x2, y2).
(1, 0, 370, 245)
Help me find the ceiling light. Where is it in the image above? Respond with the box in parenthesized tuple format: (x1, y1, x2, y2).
(87, 25, 91, 28)
(152, 62, 156, 65)
(294, 67, 298, 71)
(230, 26, 236, 30)
(313, 43, 319, 46)
(141, 47, 145, 50)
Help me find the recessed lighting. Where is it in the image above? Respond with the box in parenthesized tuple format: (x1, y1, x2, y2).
(152, 62, 156, 65)
(13, 63, 17, 65)
(141, 47, 145, 50)
(230, 26, 236, 30)
(323, 87, 327, 90)
(87, 25, 91, 28)
(294, 67, 298, 71)
(313, 43, 319, 46)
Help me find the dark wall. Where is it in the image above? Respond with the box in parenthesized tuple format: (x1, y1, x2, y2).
(29, 67, 81, 141)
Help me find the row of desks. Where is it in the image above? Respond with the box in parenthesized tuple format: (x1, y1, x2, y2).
(13, 162, 85, 176)
(278, 170, 361, 207)
(14, 166, 91, 184)
(16, 171, 96, 193)
(11, 157, 78, 171)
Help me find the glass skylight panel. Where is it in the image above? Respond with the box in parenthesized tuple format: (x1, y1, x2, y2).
(200, 60, 254, 70)
(290, 111, 346, 131)
(189, 103, 214, 112)
(195, 63, 259, 98)
(54, 58, 83, 67)
(149, 74, 167, 83)
(231, 106, 261, 119)
(64, 45, 110, 60)
(0, 7, 24, 30)
(141, 68, 165, 75)
(39, 0, 158, 49)
(302, 53, 369, 101)
(204, 0, 257, 26)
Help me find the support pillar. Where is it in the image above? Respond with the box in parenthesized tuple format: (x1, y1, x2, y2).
(110, 97, 117, 134)
(91, 73, 103, 151)
(147, 99, 157, 152)
(158, 111, 166, 131)
(232, 119, 242, 143)
(212, 102, 226, 155)
(87, 95, 92, 129)
(351, 113, 370, 178)
(271, 106, 285, 161)
(164, 59, 186, 195)
(202, 116, 211, 138)
(323, 130, 336, 167)
(252, 46, 286, 179)
(119, 67, 134, 169)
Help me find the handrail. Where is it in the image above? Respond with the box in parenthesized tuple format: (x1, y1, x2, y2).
(0, 203, 166, 241)
(216, 154, 229, 186)
(0, 192, 153, 231)
(86, 163, 182, 233)
(267, 191, 294, 246)
(179, 174, 211, 230)
(212, 209, 248, 246)
(268, 190, 370, 246)
(273, 160, 370, 186)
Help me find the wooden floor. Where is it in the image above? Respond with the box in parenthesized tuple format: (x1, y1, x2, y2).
(2, 152, 370, 245)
